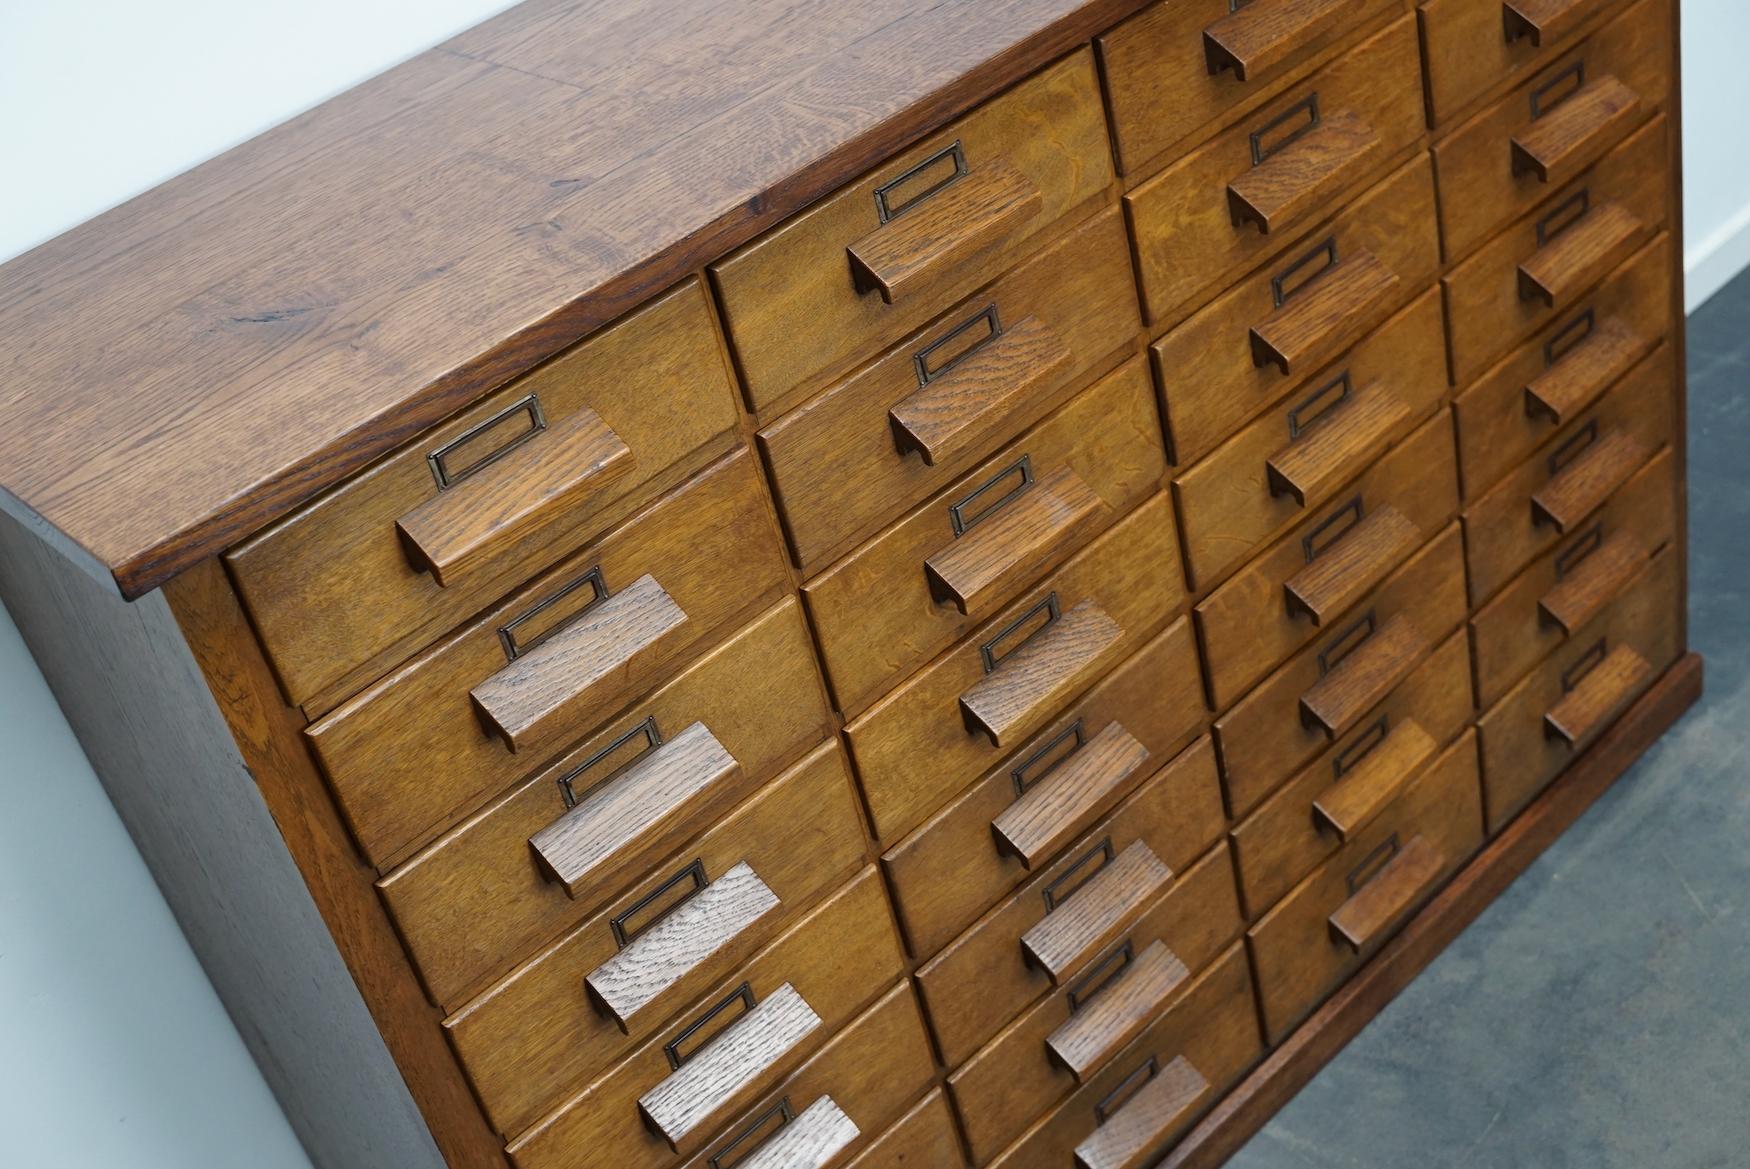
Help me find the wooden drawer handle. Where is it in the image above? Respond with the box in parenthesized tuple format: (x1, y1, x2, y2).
(1313, 718, 1437, 842)
(531, 721, 740, 901)
(1299, 612, 1428, 740)
(470, 574, 688, 754)
(1250, 248, 1399, 376)
(960, 599, 1124, 748)
(1267, 381, 1412, 506)
(1283, 504, 1420, 626)
(847, 158, 1041, 305)
(926, 465, 1109, 618)
(397, 405, 633, 587)
(1518, 200, 1646, 308)
(891, 313, 1074, 466)
(1328, 833, 1445, 953)
(1511, 75, 1642, 186)
(1525, 314, 1648, 425)
(1021, 841, 1172, 984)
(1074, 1055, 1210, 1169)
(585, 861, 778, 1032)
(736, 1097, 860, 1169)
(1047, 941, 1190, 1083)
(1543, 642, 1651, 747)
(1229, 112, 1384, 235)
(1503, 0, 1599, 46)
(638, 983, 822, 1153)
(1203, 0, 1371, 81)
(1538, 529, 1649, 634)
(991, 721, 1151, 870)
(1531, 427, 1649, 533)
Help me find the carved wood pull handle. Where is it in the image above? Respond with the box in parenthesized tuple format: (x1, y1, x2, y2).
(991, 721, 1151, 870)
(1512, 75, 1642, 186)
(1538, 529, 1649, 634)
(1250, 248, 1399, 375)
(1525, 314, 1648, 425)
(1283, 505, 1420, 626)
(891, 313, 1074, 466)
(960, 599, 1124, 748)
(470, 574, 689, 754)
(1531, 427, 1649, 533)
(1020, 841, 1172, 984)
(1503, 0, 1600, 46)
(1073, 1055, 1211, 1169)
(1313, 718, 1437, 842)
(1047, 941, 1190, 1084)
(1267, 381, 1411, 506)
(1328, 833, 1445, 952)
(926, 465, 1108, 617)
(735, 1097, 861, 1169)
(397, 406, 633, 587)
(1518, 200, 1646, 308)
(847, 158, 1042, 304)
(585, 861, 778, 1032)
(1298, 613, 1428, 740)
(1543, 642, 1651, 747)
(638, 983, 822, 1153)
(1229, 112, 1384, 235)
(1203, 0, 1372, 81)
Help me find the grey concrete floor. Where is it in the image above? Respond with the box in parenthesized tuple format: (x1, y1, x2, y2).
(1228, 273, 1750, 1169)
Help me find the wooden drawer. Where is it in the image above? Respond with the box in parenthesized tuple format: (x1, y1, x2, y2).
(307, 450, 792, 870)
(1151, 155, 1441, 468)
(1249, 731, 1484, 1043)
(1099, 0, 1407, 177)
(379, 600, 830, 1010)
(845, 492, 1186, 843)
(1443, 114, 1669, 386)
(845, 1091, 965, 1169)
(1420, 0, 1633, 126)
(1478, 543, 1681, 831)
(1230, 630, 1473, 918)
(227, 279, 740, 707)
(1213, 523, 1469, 812)
(985, 944, 1262, 1169)
(1176, 290, 1448, 592)
(712, 51, 1112, 413)
(917, 745, 1232, 1071)
(1472, 447, 1676, 707)
(948, 848, 1244, 1163)
(1454, 233, 1670, 501)
(807, 357, 1165, 717)
(884, 619, 1208, 963)
(1462, 343, 1673, 603)
(1433, 0, 1673, 261)
(444, 743, 868, 1138)
(1196, 411, 1459, 710)
(1127, 16, 1425, 328)
(761, 210, 1140, 577)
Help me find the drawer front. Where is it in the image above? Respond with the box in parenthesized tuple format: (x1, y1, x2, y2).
(1433, 0, 1673, 261)
(309, 450, 792, 869)
(985, 944, 1262, 1169)
(1419, 0, 1631, 125)
(1248, 731, 1484, 1043)
(1177, 289, 1448, 592)
(229, 279, 740, 706)
(762, 210, 1140, 576)
(1151, 155, 1441, 467)
(884, 620, 1208, 963)
(1472, 447, 1676, 707)
(845, 1091, 965, 1169)
(1127, 16, 1425, 328)
(1196, 411, 1459, 710)
(808, 358, 1166, 717)
(445, 744, 869, 1138)
(1462, 343, 1673, 603)
(713, 51, 1112, 412)
(1099, 0, 1407, 177)
(845, 492, 1186, 844)
(380, 600, 831, 1010)
(1230, 630, 1473, 918)
(948, 848, 1244, 1163)
(915, 743, 1230, 1069)
(1213, 523, 1469, 811)
(1478, 543, 1680, 831)
(1454, 233, 1670, 501)
(1443, 114, 1669, 386)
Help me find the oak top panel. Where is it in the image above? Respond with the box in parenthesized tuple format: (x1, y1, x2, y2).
(0, 0, 1148, 598)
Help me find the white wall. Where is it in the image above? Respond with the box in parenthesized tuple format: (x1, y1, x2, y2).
(1680, 0, 1750, 311)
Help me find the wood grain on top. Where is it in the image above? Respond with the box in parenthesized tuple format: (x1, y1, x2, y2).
(0, 0, 1151, 598)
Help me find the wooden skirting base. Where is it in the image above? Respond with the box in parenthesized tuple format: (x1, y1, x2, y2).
(1161, 651, 1705, 1169)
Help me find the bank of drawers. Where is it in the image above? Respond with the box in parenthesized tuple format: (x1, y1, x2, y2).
(228, 3, 1682, 1166)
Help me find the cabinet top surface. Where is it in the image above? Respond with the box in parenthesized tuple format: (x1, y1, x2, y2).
(0, 0, 1144, 598)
